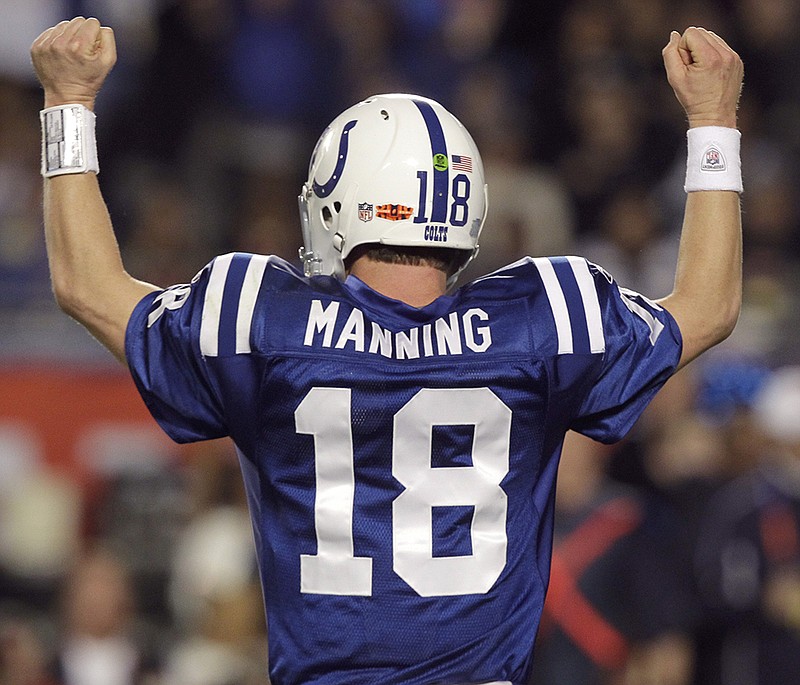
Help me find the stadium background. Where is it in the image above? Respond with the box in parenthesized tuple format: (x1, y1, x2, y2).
(1, 1, 799, 684)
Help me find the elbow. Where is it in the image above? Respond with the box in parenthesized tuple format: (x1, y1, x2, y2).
(664, 290, 741, 368)
(51, 274, 90, 321)
(717, 291, 742, 343)
(720, 307, 740, 343)
(703, 295, 741, 350)
(709, 314, 737, 348)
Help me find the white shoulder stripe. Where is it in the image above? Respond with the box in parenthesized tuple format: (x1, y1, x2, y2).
(532, 257, 573, 354)
(619, 288, 665, 346)
(236, 254, 269, 353)
(567, 256, 605, 353)
(199, 253, 233, 357)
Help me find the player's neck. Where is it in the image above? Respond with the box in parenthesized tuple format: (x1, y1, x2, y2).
(348, 259, 448, 308)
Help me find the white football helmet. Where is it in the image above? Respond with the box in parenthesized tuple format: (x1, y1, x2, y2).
(298, 94, 487, 286)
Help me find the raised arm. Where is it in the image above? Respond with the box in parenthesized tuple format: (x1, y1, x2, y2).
(657, 27, 744, 369)
(31, 17, 159, 363)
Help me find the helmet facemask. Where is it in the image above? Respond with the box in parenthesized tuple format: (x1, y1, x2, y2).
(298, 182, 356, 281)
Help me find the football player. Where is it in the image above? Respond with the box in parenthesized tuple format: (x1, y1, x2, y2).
(31, 18, 742, 685)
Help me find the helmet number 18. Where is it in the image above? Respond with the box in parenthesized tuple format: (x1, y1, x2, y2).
(413, 170, 471, 228)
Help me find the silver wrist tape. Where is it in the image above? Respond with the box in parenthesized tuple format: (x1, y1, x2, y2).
(40, 104, 99, 177)
(684, 126, 742, 193)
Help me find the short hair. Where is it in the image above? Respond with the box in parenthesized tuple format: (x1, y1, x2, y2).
(345, 244, 471, 277)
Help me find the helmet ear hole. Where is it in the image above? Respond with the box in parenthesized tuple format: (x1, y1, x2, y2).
(321, 205, 334, 229)
(321, 202, 343, 230)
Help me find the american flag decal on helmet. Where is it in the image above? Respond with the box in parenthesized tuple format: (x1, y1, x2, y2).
(451, 154, 473, 172)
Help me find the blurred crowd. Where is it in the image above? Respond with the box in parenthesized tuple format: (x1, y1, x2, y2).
(2, 0, 800, 684)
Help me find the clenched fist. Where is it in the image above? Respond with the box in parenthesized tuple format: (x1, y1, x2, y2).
(662, 27, 743, 129)
(31, 16, 116, 111)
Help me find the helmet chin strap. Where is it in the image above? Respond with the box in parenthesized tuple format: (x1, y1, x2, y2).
(446, 245, 480, 290)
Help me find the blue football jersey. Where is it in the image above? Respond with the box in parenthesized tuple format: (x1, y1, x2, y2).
(125, 253, 682, 685)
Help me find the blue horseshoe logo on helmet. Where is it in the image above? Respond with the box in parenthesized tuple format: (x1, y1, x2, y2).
(312, 120, 358, 198)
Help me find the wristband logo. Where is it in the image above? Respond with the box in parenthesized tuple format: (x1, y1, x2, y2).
(701, 145, 727, 172)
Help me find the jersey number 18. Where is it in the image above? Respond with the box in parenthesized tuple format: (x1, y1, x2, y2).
(295, 387, 511, 597)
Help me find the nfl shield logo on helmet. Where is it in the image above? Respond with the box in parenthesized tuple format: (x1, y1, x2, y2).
(358, 202, 374, 222)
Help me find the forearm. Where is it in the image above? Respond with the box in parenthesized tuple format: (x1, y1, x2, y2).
(44, 172, 158, 362)
(658, 189, 742, 368)
(46, 172, 124, 302)
(45, 169, 158, 330)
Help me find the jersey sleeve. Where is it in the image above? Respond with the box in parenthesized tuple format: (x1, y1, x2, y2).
(568, 260, 682, 443)
(125, 260, 227, 443)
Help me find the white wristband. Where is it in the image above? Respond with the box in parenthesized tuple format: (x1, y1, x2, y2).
(40, 104, 99, 177)
(684, 126, 742, 193)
